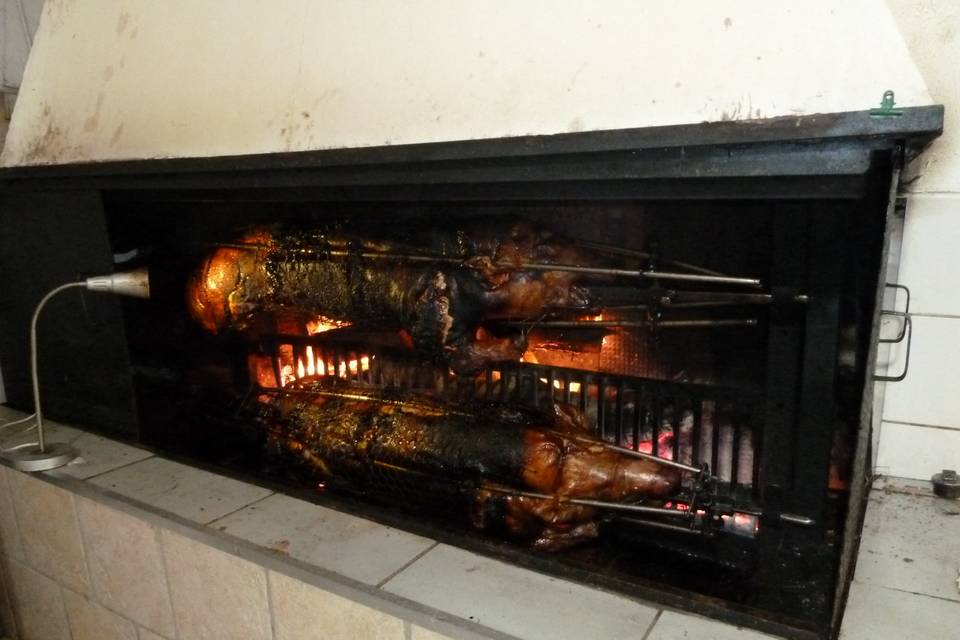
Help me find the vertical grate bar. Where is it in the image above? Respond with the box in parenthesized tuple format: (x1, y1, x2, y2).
(652, 393, 662, 457)
(672, 397, 681, 463)
(691, 399, 702, 468)
(616, 380, 626, 447)
(548, 369, 557, 408)
(730, 414, 741, 488)
(632, 386, 642, 452)
(597, 380, 607, 440)
(712, 404, 722, 484)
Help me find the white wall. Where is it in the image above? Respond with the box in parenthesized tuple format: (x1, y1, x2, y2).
(1, 1, 954, 479)
(875, 1, 960, 480)
(0, 0, 932, 165)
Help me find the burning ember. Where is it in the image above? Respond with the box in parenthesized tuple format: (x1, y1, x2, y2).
(306, 315, 352, 335)
(280, 349, 371, 387)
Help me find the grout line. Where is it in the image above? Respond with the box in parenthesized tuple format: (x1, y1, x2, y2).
(640, 609, 663, 640)
(0, 554, 20, 640)
(376, 542, 440, 589)
(57, 584, 75, 640)
(856, 581, 960, 605)
(899, 190, 960, 196)
(264, 566, 278, 640)
(882, 419, 960, 433)
(78, 453, 157, 482)
(909, 312, 960, 320)
(205, 491, 275, 527)
(0, 470, 27, 564)
(156, 529, 182, 640)
(69, 492, 95, 604)
(403, 619, 412, 640)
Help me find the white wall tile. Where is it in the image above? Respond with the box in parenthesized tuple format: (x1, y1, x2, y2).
(4, 558, 70, 640)
(875, 421, 960, 480)
(269, 570, 404, 640)
(0, 469, 24, 562)
(7, 471, 90, 596)
(410, 626, 454, 640)
(896, 194, 960, 315)
(0, 556, 18, 639)
(62, 588, 138, 640)
(880, 315, 960, 428)
(137, 627, 170, 640)
(162, 530, 272, 640)
(75, 497, 175, 638)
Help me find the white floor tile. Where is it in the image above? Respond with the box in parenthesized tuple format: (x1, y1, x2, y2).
(382, 543, 658, 640)
(647, 610, 780, 640)
(88, 457, 272, 523)
(880, 315, 960, 429)
(840, 582, 960, 640)
(212, 493, 435, 585)
(854, 483, 960, 602)
(875, 421, 960, 480)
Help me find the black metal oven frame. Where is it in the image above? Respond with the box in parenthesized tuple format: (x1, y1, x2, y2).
(0, 106, 944, 639)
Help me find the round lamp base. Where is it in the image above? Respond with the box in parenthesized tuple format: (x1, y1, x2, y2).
(5, 443, 77, 472)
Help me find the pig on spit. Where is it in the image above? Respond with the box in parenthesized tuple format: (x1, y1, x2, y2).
(256, 379, 681, 551)
(187, 222, 597, 373)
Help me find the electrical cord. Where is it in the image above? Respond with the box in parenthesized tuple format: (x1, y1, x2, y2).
(0, 413, 35, 429)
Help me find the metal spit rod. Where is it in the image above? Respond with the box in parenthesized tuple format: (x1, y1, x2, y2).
(543, 429, 706, 475)
(256, 386, 475, 418)
(478, 486, 693, 518)
(212, 243, 762, 288)
(616, 516, 703, 535)
(504, 319, 758, 330)
(572, 240, 730, 278)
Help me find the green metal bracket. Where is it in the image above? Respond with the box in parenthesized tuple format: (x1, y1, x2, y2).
(870, 90, 903, 117)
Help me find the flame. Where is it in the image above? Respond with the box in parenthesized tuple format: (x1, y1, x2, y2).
(306, 346, 315, 375)
(297, 358, 305, 378)
(306, 315, 352, 335)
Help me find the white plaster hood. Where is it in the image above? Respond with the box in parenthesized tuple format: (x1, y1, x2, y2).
(0, 0, 934, 167)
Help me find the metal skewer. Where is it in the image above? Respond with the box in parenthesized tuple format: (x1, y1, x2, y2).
(477, 485, 694, 517)
(572, 240, 731, 278)
(257, 386, 474, 417)
(542, 429, 706, 474)
(209, 243, 762, 288)
(502, 319, 758, 330)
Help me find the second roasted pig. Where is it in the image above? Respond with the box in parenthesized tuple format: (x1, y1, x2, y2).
(257, 379, 682, 550)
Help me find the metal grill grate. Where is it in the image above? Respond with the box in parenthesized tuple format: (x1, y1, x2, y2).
(257, 334, 762, 505)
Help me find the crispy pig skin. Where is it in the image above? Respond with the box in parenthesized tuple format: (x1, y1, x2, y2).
(188, 223, 593, 373)
(260, 379, 680, 550)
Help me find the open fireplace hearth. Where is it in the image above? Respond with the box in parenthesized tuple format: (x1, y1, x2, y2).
(0, 107, 943, 639)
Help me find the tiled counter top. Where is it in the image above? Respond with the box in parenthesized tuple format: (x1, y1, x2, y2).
(0, 407, 778, 640)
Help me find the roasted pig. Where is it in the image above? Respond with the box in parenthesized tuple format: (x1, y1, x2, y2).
(188, 223, 595, 373)
(257, 379, 681, 550)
